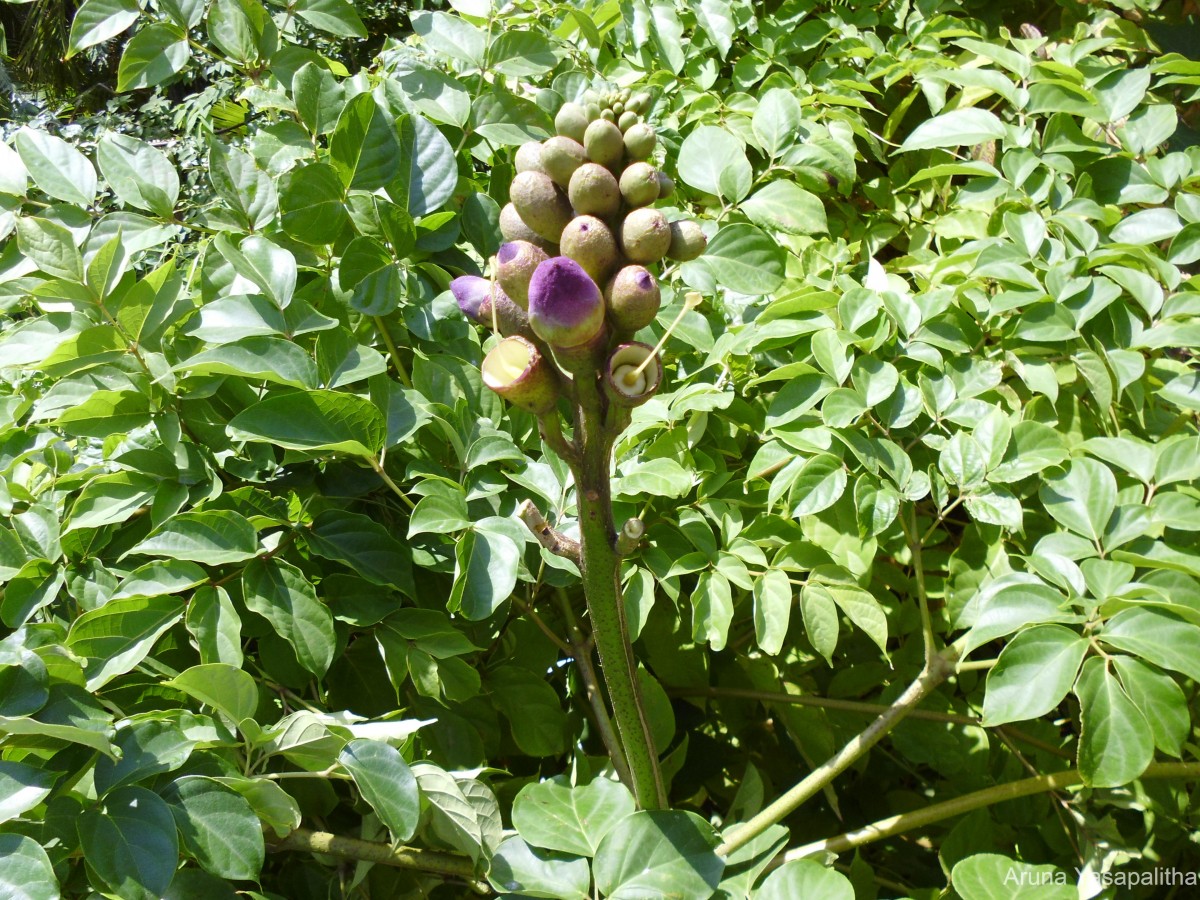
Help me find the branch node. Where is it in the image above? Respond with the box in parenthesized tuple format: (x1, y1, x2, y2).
(616, 517, 645, 556)
(518, 500, 580, 563)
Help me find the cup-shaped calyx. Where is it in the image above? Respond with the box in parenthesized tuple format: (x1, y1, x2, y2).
(527, 257, 606, 350)
(482, 335, 559, 415)
(451, 275, 530, 338)
(604, 341, 662, 407)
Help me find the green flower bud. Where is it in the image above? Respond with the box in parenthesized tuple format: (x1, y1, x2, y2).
(560, 215, 619, 286)
(620, 162, 661, 208)
(620, 208, 671, 264)
(555, 101, 589, 142)
(584, 119, 625, 169)
(500, 202, 558, 253)
(515, 141, 546, 175)
(666, 219, 708, 261)
(568, 162, 621, 218)
(540, 136, 587, 188)
(623, 123, 656, 161)
(509, 171, 573, 244)
(495, 240, 549, 308)
(605, 265, 661, 334)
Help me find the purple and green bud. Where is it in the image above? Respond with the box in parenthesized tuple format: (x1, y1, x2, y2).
(451, 275, 532, 339)
(482, 335, 560, 415)
(527, 256, 606, 350)
(604, 342, 662, 407)
(495, 241, 548, 309)
(605, 265, 660, 334)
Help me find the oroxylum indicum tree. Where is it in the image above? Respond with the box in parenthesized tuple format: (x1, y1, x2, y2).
(1, 0, 1199, 898)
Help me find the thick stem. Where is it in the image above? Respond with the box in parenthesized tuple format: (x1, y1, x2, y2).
(716, 644, 961, 857)
(574, 378, 665, 809)
(786, 762, 1200, 860)
(270, 827, 486, 891)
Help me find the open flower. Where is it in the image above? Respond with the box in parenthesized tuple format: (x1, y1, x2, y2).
(527, 257, 606, 350)
(481, 335, 560, 415)
(604, 342, 662, 407)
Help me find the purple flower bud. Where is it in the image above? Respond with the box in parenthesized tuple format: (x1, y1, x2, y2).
(604, 342, 662, 407)
(482, 335, 560, 415)
(527, 257, 605, 350)
(451, 275, 493, 325)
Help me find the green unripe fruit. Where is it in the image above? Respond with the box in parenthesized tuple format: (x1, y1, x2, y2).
(515, 141, 546, 174)
(623, 123, 656, 161)
(568, 163, 621, 218)
(619, 111, 639, 132)
(509, 171, 573, 244)
(585, 102, 601, 121)
(667, 219, 708, 261)
(555, 102, 589, 143)
(600, 108, 616, 122)
(620, 162, 661, 208)
(500, 203, 557, 253)
(605, 264, 661, 333)
(560, 215, 619, 285)
(540, 136, 587, 188)
(584, 119, 625, 169)
(656, 172, 675, 199)
(495, 240, 550, 308)
(620, 207, 671, 264)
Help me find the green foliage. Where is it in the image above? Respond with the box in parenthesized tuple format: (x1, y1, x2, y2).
(1, 0, 1199, 897)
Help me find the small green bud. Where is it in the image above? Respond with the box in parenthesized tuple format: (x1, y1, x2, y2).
(568, 162, 621, 218)
(540, 136, 587, 188)
(620, 162, 661, 208)
(584, 119, 625, 169)
(619, 111, 639, 132)
(600, 108, 616, 122)
(620, 207, 671, 264)
(623, 122, 656, 161)
(509, 171, 573, 244)
(555, 102, 589, 143)
(666, 219, 708, 262)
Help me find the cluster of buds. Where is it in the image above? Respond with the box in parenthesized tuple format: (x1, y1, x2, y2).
(452, 85, 706, 418)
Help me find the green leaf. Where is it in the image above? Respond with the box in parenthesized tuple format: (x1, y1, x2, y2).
(449, 529, 519, 620)
(184, 586, 243, 667)
(800, 581, 839, 665)
(410, 10, 485, 67)
(696, 224, 786, 296)
(212, 776, 301, 839)
(243, 558, 336, 677)
(215, 233, 296, 309)
(411, 763, 488, 862)
(1111, 656, 1189, 757)
(1098, 607, 1200, 683)
(899, 108, 1006, 151)
(593, 810, 724, 900)
(207, 141, 278, 232)
(78, 786, 180, 900)
(1039, 459, 1116, 542)
(390, 114, 459, 217)
(511, 777, 635, 857)
(0, 760, 56, 823)
(306, 509, 413, 592)
(281, 163, 348, 244)
(823, 582, 888, 657)
(489, 31, 558, 76)
(293, 0, 366, 38)
(338, 236, 401, 316)
(93, 719, 195, 794)
(753, 568, 792, 656)
(177, 336, 316, 388)
(691, 570, 734, 651)
(982, 625, 1088, 726)
(487, 666, 566, 756)
(330, 93, 400, 191)
(951, 854, 1074, 900)
(162, 777, 265, 883)
(741, 180, 828, 236)
(97, 133, 180, 217)
(228, 390, 386, 458)
(0, 834, 59, 900)
(16, 217, 84, 282)
(167, 664, 259, 724)
(292, 62, 345, 136)
(961, 582, 1075, 656)
(15, 128, 98, 206)
(68, 0, 140, 55)
(127, 510, 258, 565)
(678, 125, 751, 200)
(1110, 208, 1182, 245)
(67, 596, 184, 690)
(338, 739, 420, 841)
(1075, 657, 1154, 788)
(487, 836, 590, 899)
(756, 859, 854, 900)
(117, 23, 190, 92)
